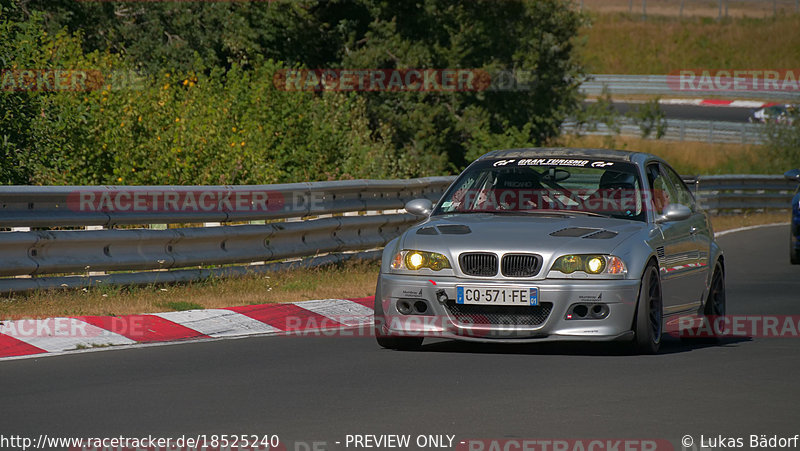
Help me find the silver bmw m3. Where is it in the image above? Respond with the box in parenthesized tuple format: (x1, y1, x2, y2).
(374, 148, 726, 354)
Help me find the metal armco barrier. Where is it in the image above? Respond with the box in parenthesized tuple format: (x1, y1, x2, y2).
(581, 74, 800, 101)
(689, 174, 799, 212)
(0, 175, 795, 293)
(562, 118, 767, 144)
(0, 177, 453, 228)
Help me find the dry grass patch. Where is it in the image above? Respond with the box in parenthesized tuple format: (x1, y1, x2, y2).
(558, 134, 767, 175)
(578, 12, 800, 74)
(580, 0, 798, 18)
(710, 211, 790, 232)
(0, 260, 380, 320)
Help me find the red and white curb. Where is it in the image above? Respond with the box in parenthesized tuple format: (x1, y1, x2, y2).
(659, 98, 778, 108)
(588, 97, 778, 108)
(0, 297, 375, 360)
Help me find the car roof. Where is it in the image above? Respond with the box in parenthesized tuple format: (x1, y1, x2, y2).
(478, 147, 661, 167)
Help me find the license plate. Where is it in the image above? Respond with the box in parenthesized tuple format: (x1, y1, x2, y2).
(456, 286, 538, 306)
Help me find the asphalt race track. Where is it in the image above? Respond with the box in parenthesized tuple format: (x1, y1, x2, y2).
(609, 102, 755, 123)
(1, 225, 798, 450)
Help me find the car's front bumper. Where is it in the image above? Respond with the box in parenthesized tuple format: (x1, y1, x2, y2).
(376, 273, 641, 343)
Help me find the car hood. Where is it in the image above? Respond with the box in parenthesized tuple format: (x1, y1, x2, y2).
(400, 213, 649, 258)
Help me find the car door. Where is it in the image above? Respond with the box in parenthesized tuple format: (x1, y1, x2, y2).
(661, 163, 709, 310)
(646, 163, 702, 315)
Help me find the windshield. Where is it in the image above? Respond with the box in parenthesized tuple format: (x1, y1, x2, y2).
(434, 157, 645, 221)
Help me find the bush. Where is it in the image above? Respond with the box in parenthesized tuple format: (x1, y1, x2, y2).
(3, 0, 587, 184)
(762, 112, 800, 173)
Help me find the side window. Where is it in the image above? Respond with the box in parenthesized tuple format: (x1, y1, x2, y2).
(646, 163, 675, 216)
(662, 164, 696, 210)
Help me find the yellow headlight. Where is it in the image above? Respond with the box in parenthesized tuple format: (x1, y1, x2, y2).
(585, 256, 606, 274)
(393, 250, 452, 271)
(407, 252, 425, 270)
(551, 254, 625, 276)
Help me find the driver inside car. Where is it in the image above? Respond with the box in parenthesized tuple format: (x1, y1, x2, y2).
(585, 170, 640, 218)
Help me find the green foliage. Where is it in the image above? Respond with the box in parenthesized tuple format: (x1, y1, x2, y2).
(18, 60, 394, 185)
(338, 0, 586, 172)
(572, 89, 621, 137)
(763, 113, 800, 173)
(626, 98, 667, 139)
(3, 0, 586, 184)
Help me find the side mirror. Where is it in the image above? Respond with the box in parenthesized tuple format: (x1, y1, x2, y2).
(405, 198, 433, 217)
(784, 169, 800, 182)
(655, 203, 692, 224)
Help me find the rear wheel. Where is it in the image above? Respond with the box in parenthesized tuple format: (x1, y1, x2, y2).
(632, 263, 662, 354)
(683, 261, 726, 343)
(705, 262, 726, 318)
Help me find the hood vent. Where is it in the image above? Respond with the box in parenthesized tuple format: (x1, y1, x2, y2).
(416, 227, 439, 235)
(583, 230, 619, 240)
(550, 227, 600, 237)
(437, 224, 471, 235)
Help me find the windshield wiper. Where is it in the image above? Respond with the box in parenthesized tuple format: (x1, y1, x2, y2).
(496, 209, 612, 218)
(564, 210, 612, 217)
(492, 209, 573, 216)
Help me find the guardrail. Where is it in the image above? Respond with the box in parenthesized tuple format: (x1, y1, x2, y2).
(0, 178, 453, 228)
(562, 118, 766, 144)
(581, 74, 800, 102)
(0, 175, 795, 293)
(689, 174, 798, 211)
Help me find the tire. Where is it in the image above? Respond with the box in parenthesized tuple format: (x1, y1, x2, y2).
(374, 281, 424, 351)
(683, 261, 726, 343)
(705, 262, 726, 318)
(632, 263, 663, 354)
(791, 234, 800, 265)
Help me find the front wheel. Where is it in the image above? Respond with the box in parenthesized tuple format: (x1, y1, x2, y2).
(632, 263, 663, 354)
(375, 316, 424, 350)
